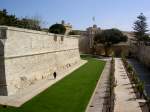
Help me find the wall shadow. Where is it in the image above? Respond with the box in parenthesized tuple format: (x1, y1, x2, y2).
(0, 40, 7, 95)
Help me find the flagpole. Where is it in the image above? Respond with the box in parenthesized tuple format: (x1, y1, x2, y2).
(92, 16, 95, 25)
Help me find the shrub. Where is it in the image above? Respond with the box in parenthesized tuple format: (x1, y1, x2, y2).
(136, 81, 145, 98)
(109, 56, 115, 111)
(49, 24, 66, 35)
(127, 64, 133, 73)
(121, 54, 128, 67)
(121, 52, 125, 59)
(69, 30, 79, 35)
(133, 74, 139, 84)
(94, 28, 128, 56)
(111, 52, 115, 63)
(0, 9, 41, 30)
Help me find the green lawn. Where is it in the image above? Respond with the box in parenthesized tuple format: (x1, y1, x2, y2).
(0, 56, 105, 112)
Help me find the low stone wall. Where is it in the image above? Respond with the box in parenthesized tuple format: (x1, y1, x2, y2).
(0, 26, 81, 96)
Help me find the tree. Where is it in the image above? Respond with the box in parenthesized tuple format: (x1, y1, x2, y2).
(0, 9, 41, 30)
(17, 17, 41, 30)
(0, 9, 6, 25)
(94, 28, 128, 56)
(133, 13, 149, 41)
(49, 24, 66, 35)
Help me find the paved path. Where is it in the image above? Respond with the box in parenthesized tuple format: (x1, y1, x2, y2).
(128, 59, 150, 97)
(0, 60, 87, 107)
(114, 58, 142, 112)
(86, 60, 111, 112)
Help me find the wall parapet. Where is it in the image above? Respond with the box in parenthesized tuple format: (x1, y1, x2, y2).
(0, 26, 79, 58)
(0, 26, 79, 39)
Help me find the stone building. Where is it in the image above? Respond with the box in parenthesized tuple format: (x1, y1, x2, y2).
(86, 25, 101, 48)
(79, 25, 101, 54)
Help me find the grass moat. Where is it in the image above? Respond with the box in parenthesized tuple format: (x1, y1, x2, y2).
(0, 56, 105, 112)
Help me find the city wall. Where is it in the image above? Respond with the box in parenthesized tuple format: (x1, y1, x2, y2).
(137, 45, 150, 68)
(130, 41, 150, 68)
(0, 26, 81, 96)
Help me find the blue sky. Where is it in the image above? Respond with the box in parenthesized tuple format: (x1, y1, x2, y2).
(0, 0, 150, 31)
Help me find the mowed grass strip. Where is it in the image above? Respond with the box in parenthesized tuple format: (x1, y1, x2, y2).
(0, 58, 105, 112)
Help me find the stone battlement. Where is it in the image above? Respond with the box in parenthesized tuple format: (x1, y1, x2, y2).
(0, 26, 81, 96)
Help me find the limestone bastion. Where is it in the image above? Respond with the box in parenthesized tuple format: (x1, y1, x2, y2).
(0, 26, 82, 96)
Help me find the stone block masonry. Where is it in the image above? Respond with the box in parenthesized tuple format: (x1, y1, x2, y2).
(130, 41, 150, 68)
(0, 26, 82, 96)
(137, 45, 150, 68)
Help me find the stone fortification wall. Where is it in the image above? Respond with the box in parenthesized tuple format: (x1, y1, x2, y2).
(137, 45, 150, 67)
(79, 35, 92, 54)
(0, 26, 81, 95)
(130, 41, 150, 68)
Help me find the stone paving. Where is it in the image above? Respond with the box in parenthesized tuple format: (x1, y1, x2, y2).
(0, 60, 87, 107)
(114, 58, 142, 112)
(86, 60, 111, 112)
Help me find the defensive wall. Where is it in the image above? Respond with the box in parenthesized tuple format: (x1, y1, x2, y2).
(0, 26, 82, 96)
(130, 41, 150, 68)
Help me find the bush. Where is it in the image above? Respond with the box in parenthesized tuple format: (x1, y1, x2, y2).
(127, 64, 133, 73)
(121, 52, 125, 60)
(69, 30, 79, 35)
(111, 52, 115, 63)
(109, 56, 115, 111)
(121, 53, 128, 67)
(136, 81, 145, 98)
(49, 24, 66, 35)
(0, 9, 41, 30)
(94, 28, 128, 56)
(121, 54, 145, 99)
(133, 74, 139, 84)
